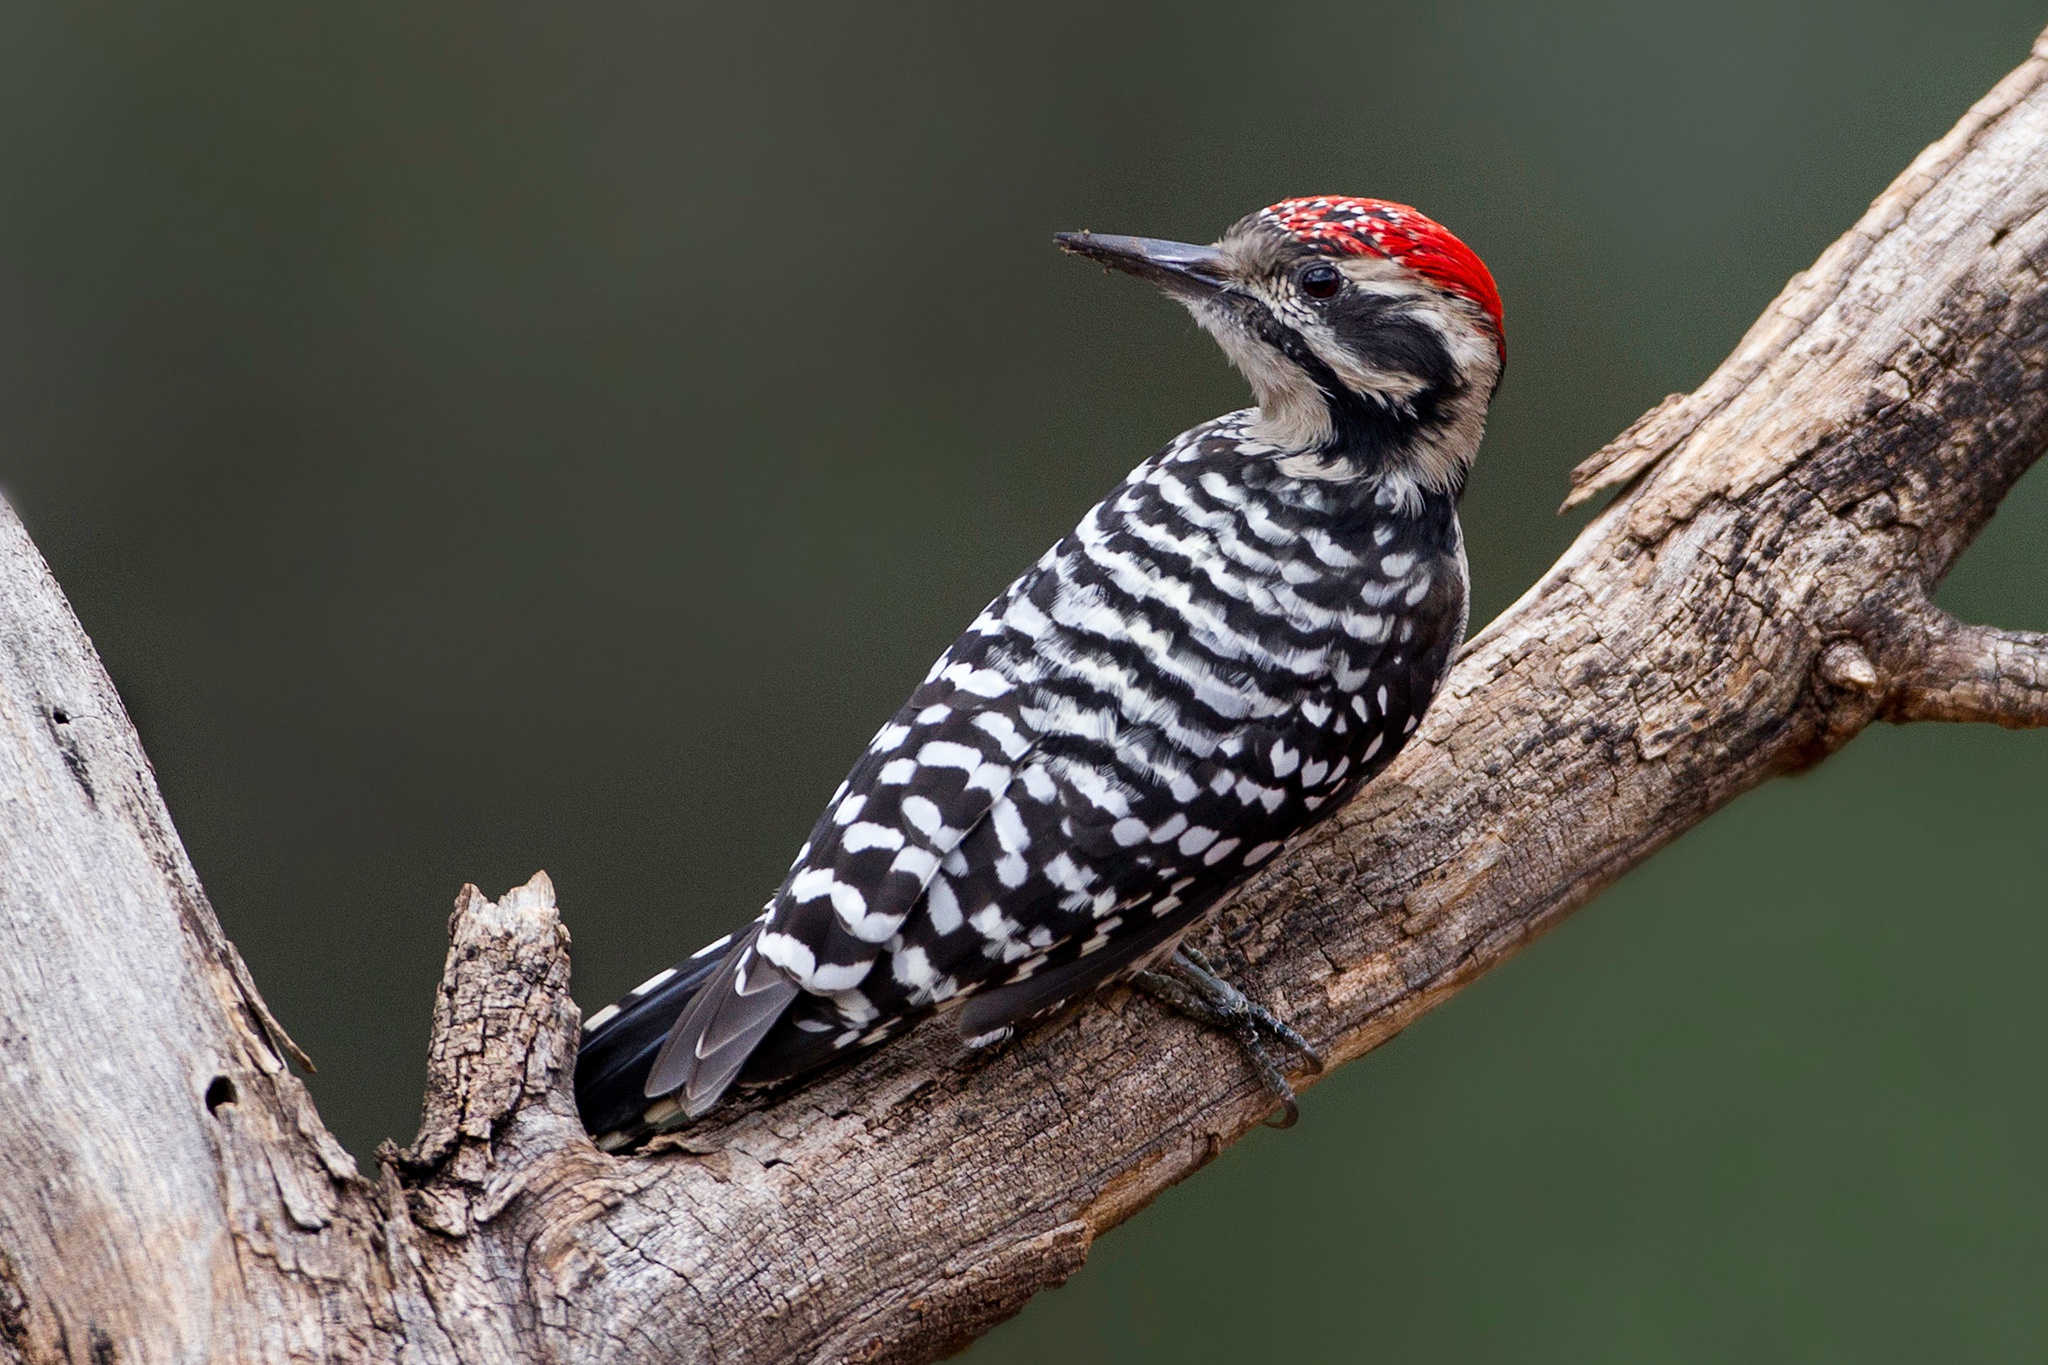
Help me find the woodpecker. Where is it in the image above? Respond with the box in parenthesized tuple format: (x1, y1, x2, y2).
(576, 196, 1504, 1150)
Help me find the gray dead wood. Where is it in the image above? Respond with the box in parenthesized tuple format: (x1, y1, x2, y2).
(4, 26, 2048, 1365)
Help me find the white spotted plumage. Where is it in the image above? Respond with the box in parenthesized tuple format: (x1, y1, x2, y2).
(631, 407, 1469, 1110)
(575, 195, 1503, 1141)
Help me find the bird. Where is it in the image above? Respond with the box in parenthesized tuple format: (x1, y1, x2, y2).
(574, 196, 1505, 1151)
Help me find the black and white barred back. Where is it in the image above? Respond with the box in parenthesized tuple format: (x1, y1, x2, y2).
(577, 409, 1468, 1143)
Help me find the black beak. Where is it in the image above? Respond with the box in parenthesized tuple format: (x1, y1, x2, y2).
(1054, 232, 1233, 299)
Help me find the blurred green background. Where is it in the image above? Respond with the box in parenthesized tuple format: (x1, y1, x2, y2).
(2, 1, 2045, 1358)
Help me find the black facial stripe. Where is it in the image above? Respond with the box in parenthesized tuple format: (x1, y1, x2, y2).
(1323, 291, 1460, 398)
(1239, 296, 1351, 398)
(1224, 290, 1461, 463)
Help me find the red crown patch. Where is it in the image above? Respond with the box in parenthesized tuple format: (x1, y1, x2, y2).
(1260, 196, 1503, 357)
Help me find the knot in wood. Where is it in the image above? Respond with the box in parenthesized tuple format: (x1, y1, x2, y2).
(1818, 640, 1881, 693)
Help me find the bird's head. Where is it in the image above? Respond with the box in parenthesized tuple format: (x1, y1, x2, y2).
(1058, 196, 1503, 494)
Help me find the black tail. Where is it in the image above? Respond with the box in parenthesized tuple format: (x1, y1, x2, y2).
(574, 934, 739, 1148)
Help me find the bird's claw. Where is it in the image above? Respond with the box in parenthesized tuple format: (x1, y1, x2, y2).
(1134, 946, 1321, 1129)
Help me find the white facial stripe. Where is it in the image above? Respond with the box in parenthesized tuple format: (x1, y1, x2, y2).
(1409, 293, 1504, 377)
(1330, 253, 1428, 290)
(1186, 294, 1329, 450)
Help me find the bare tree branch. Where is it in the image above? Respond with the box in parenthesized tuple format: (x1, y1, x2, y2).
(1844, 597, 2048, 726)
(3, 24, 2048, 1365)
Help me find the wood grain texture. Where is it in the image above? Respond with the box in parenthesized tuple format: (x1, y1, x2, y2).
(3, 26, 2048, 1365)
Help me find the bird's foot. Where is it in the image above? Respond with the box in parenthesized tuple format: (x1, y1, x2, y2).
(1133, 946, 1323, 1128)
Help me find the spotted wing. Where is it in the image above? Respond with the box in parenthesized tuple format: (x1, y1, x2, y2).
(643, 611, 1040, 1115)
(845, 435, 1471, 1045)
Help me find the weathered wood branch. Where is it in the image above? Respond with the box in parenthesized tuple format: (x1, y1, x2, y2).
(1847, 595, 2048, 726)
(3, 26, 2048, 1365)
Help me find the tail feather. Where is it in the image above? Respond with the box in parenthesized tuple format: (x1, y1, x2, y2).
(644, 922, 800, 1119)
(573, 935, 737, 1144)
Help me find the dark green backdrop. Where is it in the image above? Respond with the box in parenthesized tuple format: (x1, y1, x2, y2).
(3, 3, 2045, 1358)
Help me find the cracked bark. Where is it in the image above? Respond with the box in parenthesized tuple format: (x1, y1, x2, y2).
(4, 25, 2048, 1365)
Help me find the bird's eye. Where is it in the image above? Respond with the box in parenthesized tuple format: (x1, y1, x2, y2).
(1298, 263, 1343, 299)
